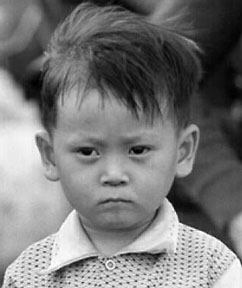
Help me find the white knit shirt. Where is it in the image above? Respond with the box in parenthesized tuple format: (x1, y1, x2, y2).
(2, 199, 242, 287)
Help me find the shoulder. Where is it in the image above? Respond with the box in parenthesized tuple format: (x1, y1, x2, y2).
(3, 233, 56, 285)
(177, 223, 238, 283)
(178, 223, 236, 259)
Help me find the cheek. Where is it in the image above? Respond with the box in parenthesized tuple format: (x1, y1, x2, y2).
(149, 150, 178, 177)
(142, 153, 177, 193)
(56, 161, 94, 202)
(138, 170, 175, 213)
(60, 174, 95, 214)
(56, 153, 92, 185)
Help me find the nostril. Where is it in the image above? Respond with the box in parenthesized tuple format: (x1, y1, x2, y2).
(100, 173, 129, 186)
(102, 179, 127, 187)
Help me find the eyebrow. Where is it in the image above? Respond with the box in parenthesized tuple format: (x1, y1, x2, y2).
(119, 133, 158, 144)
(67, 128, 161, 145)
(68, 135, 105, 146)
(97, 131, 160, 144)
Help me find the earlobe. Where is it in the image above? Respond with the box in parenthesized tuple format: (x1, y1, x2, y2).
(35, 131, 59, 181)
(176, 124, 200, 178)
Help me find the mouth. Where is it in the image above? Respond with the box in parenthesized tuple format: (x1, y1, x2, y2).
(99, 198, 132, 205)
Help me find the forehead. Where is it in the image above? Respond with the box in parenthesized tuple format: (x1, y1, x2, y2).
(55, 88, 176, 138)
(57, 85, 170, 122)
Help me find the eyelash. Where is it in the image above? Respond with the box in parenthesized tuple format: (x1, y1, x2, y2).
(75, 145, 151, 157)
(76, 147, 99, 156)
(129, 146, 151, 155)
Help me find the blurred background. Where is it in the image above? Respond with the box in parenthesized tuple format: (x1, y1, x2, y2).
(1, 0, 242, 285)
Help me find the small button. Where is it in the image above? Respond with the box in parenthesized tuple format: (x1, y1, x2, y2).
(105, 259, 116, 270)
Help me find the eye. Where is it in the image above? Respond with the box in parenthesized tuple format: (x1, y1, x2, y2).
(76, 147, 99, 157)
(129, 145, 150, 155)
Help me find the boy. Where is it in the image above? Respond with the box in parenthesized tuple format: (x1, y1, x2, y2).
(2, 2, 242, 287)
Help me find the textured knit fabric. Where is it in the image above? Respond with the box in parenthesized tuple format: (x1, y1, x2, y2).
(2, 199, 240, 287)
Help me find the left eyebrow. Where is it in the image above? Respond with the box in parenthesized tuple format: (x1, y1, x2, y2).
(120, 132, 160, 144)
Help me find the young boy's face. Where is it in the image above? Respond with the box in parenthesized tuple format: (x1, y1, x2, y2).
(37, 89, 199, 232)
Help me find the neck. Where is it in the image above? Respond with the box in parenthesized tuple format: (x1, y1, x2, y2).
(81, 220, 153, 257)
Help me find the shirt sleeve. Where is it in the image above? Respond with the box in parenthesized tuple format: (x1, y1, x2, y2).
(213, 258, 242, 288)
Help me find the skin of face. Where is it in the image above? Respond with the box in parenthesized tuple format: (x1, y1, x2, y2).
(36, 89, 199, 236)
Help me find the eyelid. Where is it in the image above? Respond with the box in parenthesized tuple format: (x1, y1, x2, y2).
(75, 147, 99, 157)
(129, 145, 151, 155)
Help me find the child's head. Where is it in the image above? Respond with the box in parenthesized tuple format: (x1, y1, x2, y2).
(40, 2, 201, 134)
(36, 3, 201, 234)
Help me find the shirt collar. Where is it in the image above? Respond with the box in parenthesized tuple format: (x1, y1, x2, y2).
(38, 198, 179, 275)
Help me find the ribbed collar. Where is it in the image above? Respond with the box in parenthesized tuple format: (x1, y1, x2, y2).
(38, 198, 179, 275)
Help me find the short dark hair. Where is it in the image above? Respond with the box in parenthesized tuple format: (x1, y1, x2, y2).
(40, 2, 201, 132)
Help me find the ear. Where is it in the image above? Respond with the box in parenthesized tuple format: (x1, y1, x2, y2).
(35, 131, 59, 181)
(175, 124, 200, 178)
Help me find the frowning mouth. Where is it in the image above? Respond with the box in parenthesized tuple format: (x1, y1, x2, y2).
(99, 198, 132, 204)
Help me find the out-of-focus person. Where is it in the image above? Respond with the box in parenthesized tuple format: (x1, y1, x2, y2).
(0, 68, 70, 284)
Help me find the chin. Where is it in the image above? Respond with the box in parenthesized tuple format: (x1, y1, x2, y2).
(97, 213, 139, 231)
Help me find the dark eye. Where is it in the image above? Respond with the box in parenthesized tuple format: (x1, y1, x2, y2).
(129, 146, 150, 155)
(77, 147, 99, 157)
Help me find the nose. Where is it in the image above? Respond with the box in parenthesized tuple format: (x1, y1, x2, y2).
(100, 156, 129, 186)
